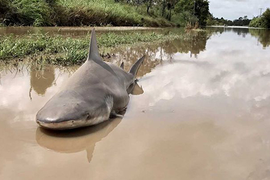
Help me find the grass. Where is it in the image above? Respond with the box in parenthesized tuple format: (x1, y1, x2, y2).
(0, 31, 183, 65)
(0, 0, 175, 27)
(58, 0, 174, 27)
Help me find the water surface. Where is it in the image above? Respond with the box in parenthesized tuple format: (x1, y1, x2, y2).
(0, 27, 270, 180)
(0, 26, 162, 37)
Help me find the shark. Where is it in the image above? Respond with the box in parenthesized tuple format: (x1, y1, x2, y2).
(36, 29, 144, 130)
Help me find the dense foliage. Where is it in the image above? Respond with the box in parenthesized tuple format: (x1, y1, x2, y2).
(0, 0, 210, 28)
(174, 0, 209, 27)
(249, 8, 270, 29)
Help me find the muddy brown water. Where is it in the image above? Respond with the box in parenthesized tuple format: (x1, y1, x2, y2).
(0, 26, 163, 37)
(0, 27, 270, 180)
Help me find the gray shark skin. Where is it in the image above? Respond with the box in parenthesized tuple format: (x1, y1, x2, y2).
(36, 29, 145, 130)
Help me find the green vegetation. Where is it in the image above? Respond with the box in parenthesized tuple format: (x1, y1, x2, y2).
(249, 8, 270, 29)
(0, 0, 172, 26)
(56, 0, 175, 27)
(0, 31, 183, 65)
(207, 14, 251, 26)
(249, 17, 265, 28)
(0, 0, 210, 28)
(0, 0, 56, 26)
(174, 0, 209, 28)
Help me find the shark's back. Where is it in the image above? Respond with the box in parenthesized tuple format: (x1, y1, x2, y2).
(62, 60, 129, 110)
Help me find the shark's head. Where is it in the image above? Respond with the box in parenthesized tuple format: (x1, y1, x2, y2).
(36, 91, 114, 130)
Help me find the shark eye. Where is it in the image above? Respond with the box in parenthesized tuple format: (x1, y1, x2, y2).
(86, 113, 91, 120)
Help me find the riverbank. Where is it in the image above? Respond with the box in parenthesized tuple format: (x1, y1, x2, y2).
(0, 0, 175, 27)
(0, 29, 185, 65)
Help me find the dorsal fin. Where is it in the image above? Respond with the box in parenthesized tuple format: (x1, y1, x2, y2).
(87, 28, 103, 62)
(129, 56, 145, 76)
(86, 28, 117, 76)
(120, 62, 124, 69)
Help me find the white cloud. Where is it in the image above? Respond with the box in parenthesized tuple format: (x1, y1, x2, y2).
(209, 0, 270, 20)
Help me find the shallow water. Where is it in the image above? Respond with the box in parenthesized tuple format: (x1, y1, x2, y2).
(0, 26, 162, 37)
(0, 27, 270, 180)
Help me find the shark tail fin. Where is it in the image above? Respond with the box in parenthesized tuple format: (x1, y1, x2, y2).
(87, 28, 103, 62)
(129, 56, 145, 76)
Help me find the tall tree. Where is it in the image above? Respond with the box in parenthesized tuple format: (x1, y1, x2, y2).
(175, 0, 209, 27)
(262, 8, 270, 28)
(194, 0, 209, 27)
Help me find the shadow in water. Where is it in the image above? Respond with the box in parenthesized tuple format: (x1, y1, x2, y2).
(30, 64, 55, 95)
(35, 81, 144, 162)
(36, 118, 122, 163)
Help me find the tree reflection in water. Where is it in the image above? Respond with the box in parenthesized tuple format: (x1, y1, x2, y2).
(208, 27, 270, 48)
(106, 30, 211, 78)
(30, 64, 55, 96)
(249, 29, 270, 48)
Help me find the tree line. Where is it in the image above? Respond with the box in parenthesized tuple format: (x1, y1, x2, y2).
(207, 8, 270, 29)
(207, 14, 251, 26)
(115, 0, 210, 27)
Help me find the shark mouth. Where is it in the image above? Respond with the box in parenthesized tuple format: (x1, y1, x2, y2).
(37, 115, 111, 130)
(37, 96, 114, 130)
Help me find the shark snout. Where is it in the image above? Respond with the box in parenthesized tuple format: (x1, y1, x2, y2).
(37, 102, 88, 123)
(36, 101, 92, 130)
(36, 96, 114, 130)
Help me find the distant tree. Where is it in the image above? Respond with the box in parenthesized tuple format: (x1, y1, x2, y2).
(262, 8, 270, 28)
(209, 15, 250, 26)
(166, 0, 178, 20)
(161, 0, 166, 16)
(249, 8, 270, 28)
(146, 0, 153, 14)
(194, 0, 209, 26)
(249, 16, 264, 27)
(174, 0, 193, 13)
(175, 0, 209, 27)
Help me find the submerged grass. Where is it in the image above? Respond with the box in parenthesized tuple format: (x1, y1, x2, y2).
(0, 31, 182, 65)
